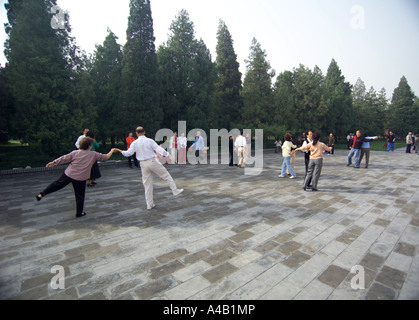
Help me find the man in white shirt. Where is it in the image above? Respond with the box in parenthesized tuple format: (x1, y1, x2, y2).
(234, 131, 247, 168)
(116, 127, 183, 210)
(75, 128, 89, 149)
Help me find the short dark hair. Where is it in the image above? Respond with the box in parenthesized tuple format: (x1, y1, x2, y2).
(79, 137, 94, 150)
(86, 131, 95, 139)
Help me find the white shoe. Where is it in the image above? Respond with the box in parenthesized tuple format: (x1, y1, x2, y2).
(290, 176, 297, 179)
(173, 189, 184, 196)
(147, 204, 156, 210)
(278, 175, 285, 178)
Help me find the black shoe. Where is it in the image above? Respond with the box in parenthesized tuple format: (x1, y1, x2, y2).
(312, 188, 318, 192)
(76, 212, 87, 218)
(36, 194, 42, 201)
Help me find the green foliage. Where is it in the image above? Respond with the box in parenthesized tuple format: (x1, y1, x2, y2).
(91, 29, 123, 147)
(2, 0, 417, 170)
(120, 0, 163, 137)
(241, 38, 275, 129)
(214, 20, 243, 130)
(387, 76, 418, 135)
(157, 9, 216, 133)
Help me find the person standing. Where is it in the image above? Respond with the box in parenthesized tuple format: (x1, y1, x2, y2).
(347, 133, 354, 150)
(279, 132, 297, 179)
(245, 133, 251, 159)
(116, 127, 183, 210)
(229, 136, 235, 167)
(295, 132, 332, 191)
(359, 133, 378, 169)
(75, 128, 89, 149)
(36, 138, 117, 218)
(406, 132, 413, 153)
(274, 137, 282, 153)
(169, 132, 178, 164)
(235, 131, 247, 168)
(178, 132, 187, 164)
(191, 131, 205, 164)
(126, 131, 139, 168)
(327, 133, 336, 155)
(387, 131, 396, 152)
(287, 132, 297, 175)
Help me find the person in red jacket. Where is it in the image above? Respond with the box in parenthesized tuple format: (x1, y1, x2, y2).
(126, 131, 139, 168)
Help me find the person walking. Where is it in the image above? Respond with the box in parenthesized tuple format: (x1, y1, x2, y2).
(279, 132, 297, 179)
(359, 133, 378, 169)
(235, 131, 247, 168)
(115, 127, 183, 211)
(387, 131, 396, 152)
(126, 131, 139, 168)
(36, 138, 117, 218)
(295, 132, 332, 192)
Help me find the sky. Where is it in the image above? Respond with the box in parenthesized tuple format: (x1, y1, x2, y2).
(1, 0, 419, 99)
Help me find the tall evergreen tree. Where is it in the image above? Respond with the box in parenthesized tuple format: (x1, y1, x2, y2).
(157, 9, 215, 132)
(214, 20, 243, 129)
(322, 59, 353, 137)
(91, 29, 123, 147)
(5, 0, 83, 155)
(241, 38, 275, 128)
(120, 0, 162, 137)
(387, 76, 418, 135)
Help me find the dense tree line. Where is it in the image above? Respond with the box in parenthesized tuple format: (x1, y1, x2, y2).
(1, 0, 418, 157)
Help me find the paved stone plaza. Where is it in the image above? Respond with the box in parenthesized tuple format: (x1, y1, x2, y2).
(0, 148, 418, 300)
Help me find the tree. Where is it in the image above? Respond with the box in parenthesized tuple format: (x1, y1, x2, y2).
(387, 76, 418, 135)
(157, 9, 216, 132)
(214, 20, 243, 129)
(241, 38, 275, 129)
(120, 0, 162, 137)
(91, 29, 123, 147)
(322, 59, 353, 137)
(0, 66, 14, 143)
(5, 0, 83, 155)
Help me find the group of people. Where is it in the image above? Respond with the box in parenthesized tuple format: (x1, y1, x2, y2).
(405, 132, 418, 154)
(36, 127, 184, 217)
(36, 125, 414, 219)
(276, 130, 378, 192)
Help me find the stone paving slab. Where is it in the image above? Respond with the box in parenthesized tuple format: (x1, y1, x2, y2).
(0, 148, 418, 300)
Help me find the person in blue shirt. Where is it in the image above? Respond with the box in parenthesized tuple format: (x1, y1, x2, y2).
(359, 133, 378, 168)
